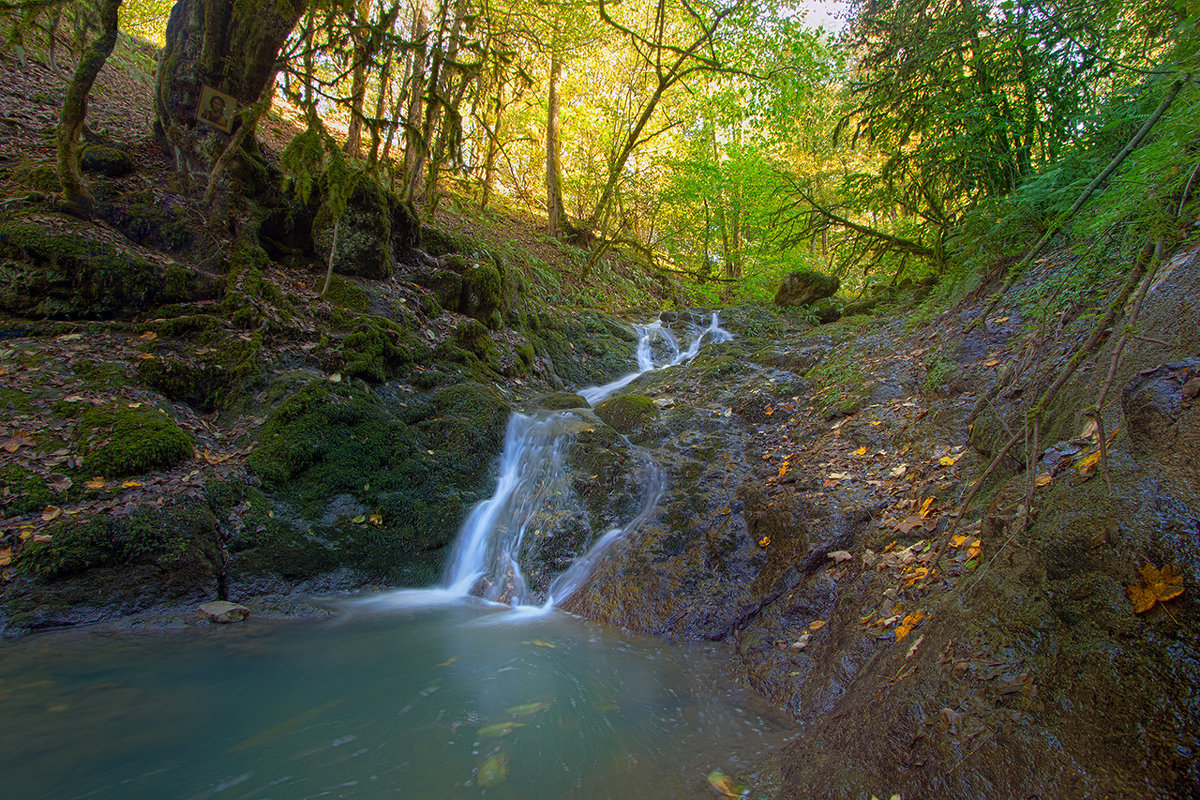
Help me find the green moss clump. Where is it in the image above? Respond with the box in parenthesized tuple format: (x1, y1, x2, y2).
(461, 262, 503, 323)
(536, 392, 589, 410)
(341, 318, 429, 383)
(80, 145, 133, 177)
(71, 360, 127, 391)
(77, 403, 195, 477)
(1, 465, 61, 516)
(11, 161, 61, 192)
(15, 501, 217, 580)
(594, 394, 657, 434)
(137, 356, 232, 413)
(324, 275, 371, 311)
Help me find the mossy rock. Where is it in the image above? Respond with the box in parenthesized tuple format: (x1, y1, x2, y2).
(0, 218, 201, 319)
(594, 394, 657, 434)
(461, 262, 503, 323)
(535, 393, 590, 410)
(811, 297, 843, 324)
(341, 317, 431, 383)
(312, 174, 393, 280)
(137, 356, 232, 413)
(10, 161, 60, 192)
(774, 269, 840, 307)
(14, 500, 218, 581)
(529, 311, 640, 387)
(324, 274, 371, 311)
(103, 189, 194, 250)
(77, 403, 195, 478)
(80, 144, 133, 177)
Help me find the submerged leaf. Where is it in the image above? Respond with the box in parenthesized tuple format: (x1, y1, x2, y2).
(477, 722, 525, 738)
(477, 752, 508, 787)
(505, 701, 551, 716)
(706, 769, 745, 798)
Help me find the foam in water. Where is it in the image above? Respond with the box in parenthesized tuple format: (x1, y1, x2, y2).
(371, 312, 731, 611)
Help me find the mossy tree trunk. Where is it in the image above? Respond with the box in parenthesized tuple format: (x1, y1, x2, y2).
(56, 0, 122, 216)
(154, 0, 306, 185)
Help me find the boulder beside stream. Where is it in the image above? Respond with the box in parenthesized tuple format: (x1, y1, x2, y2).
(197, 601, 249, 623)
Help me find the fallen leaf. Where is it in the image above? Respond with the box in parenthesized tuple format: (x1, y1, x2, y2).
(889, 464, 907, 478)
(85, 477, 106, 490)
(329, 373, 342, 383)
(476, 751, 508, 787)
(436, 656, 457, 667)
(477, 721, 525, 738)
(1035, 473, 1053, 487)
(905, 634, 925, 659)
(523, 640, 556, 648)
(778, 463, 788, 478)
(139, 331, 157, 341)
(939, 454, 958, 467)
(918, 497, 934, 518)
(121, 480, 142, 489)
(41, 505, 63, 522)
(1126, 563, 1184, 613)
(2, 430, 36, 452)
(48, 474, 72, 492)
(993, 316, 1010, 323)
(809, 620, 826, 631)
(985, 359, 1001, 367)
(351, 514, 366, 524)
(369, 513, 383, 526)
(0, 547, 10, 567)
(506, 702, 551, 716)
(1080, 419, 1098, 439)
(139, 353, 155, 360)
(855, 446, 867, 456)
(758, 536, 771, 548)
(950, 534, 970, 547)
(940, 707, 963, 733)
(827, 550, 852, 563)
(706, 770, 745, 798)
(895, 611, 925, 640)
(1076, 451, 1102, 473)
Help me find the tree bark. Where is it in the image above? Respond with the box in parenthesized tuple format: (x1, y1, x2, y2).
(545, 42, 565, 238)
(344, 0, 373, 159)
(56, 0, 121, 215)
(155, 0, 306, 182)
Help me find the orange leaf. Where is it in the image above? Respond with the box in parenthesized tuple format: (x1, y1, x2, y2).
(809, 620, 826, 631)
(86, 477, 106, 490)
(950, 534, 969, 547)
(1076, 451, 1101, 473)
(778, 463, 788, 478)
(855, 446, 867, 456)
(918, 497, 934, 518)
(1126, 563, 1184, 613)
(122, 480, 142, 489)
(758, 536, 771, 548)
(0, 547, 11, 567)
(895, 611, 926, 640)
(1035, 473, 1053, 487)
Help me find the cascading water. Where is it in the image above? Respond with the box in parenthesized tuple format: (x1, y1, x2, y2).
(437, 312, 732, 609)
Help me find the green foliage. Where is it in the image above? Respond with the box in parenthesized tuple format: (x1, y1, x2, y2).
(0, 465, 61, 516)
(77, 402, 195, 477)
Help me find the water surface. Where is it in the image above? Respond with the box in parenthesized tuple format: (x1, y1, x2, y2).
(1, 599, 790, 799)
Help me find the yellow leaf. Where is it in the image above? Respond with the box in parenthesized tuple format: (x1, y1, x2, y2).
(1076, 451, 1102, 473)
(1126, 563, 1184, 613)
(523, 640, 556, 648)
(41, 505, 62, 522)
(436, 656, 457, 667)
(121, 480, 142, 489)
(477, 721, 525, 738)
(758, 536, 771, 548)
(994, 316, 1009, 323)
(85, 477, 106, 490)
(809, 620, 826, 631)
(918, 497, 934, 518)
(855, 446, 867, 456)
(0, 547, 10, 567)
(140, 353, 155, 360)
(1035, 473, 1053, 487)
(139, 331, 157, 340)
(985, 359, 1001, 367)
(950, 534, 969, 547)
(477, 752, 508, 787)
(369, 513, 383, 526)
(939, 454, 957, 466)
(895, 611, 926, 640)
(778, 463, 788, 478)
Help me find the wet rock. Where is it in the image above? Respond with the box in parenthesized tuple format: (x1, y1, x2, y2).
(312, 174, 394, 280)
(1122, 359, 1200, 481)
(81, 144, 133, 176)
(197, 600, 249, 623)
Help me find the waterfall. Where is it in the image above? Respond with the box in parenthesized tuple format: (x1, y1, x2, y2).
(375, 312, 731, 610)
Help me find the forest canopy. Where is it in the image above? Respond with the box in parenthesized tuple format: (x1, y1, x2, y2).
(5, 0, 1198, 304)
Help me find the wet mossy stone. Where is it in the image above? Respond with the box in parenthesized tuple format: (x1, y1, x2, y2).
(14, 500, 217, 581)
(137, 356, 231, 413)
(535, 393, 590, 411)
(774, 269, 840, 307)
(460, 261, 503, 323)
(811, 296, 843, 324)
(103, 189, 194, 251)
(0, 219, 199, 319)
(77, 403, 195, 478)
(594, 394, 657, 434)
(0, 465, 62, 516)
(312, 174, 393, 280)
(11, 161, 60, 192)
(80, 144, 133, 177)
(342, 319, 430, 383)
(408, 265, 463, 312)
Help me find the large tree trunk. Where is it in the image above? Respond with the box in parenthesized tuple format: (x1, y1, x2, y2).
(545, 43, 565, 238)
(154, 0, 306, 182)
(56, 0, 121, 216)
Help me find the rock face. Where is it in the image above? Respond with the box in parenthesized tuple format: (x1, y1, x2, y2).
(312, 175, 394, 280)
(773, 269, 839, 307)
(197, 601, 249, 623)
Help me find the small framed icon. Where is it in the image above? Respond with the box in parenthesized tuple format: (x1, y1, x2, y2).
(196, 85, 237, 133)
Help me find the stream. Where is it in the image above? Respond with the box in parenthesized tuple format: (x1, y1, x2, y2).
(0, 313, 793, 799)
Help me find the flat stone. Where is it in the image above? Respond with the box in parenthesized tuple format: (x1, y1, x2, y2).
(197, 601, 250, 624)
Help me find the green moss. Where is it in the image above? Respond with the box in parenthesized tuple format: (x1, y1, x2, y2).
(15, 501, 217, 580)
(71, 360, 127, 391)
(536, 392, 589, 410)
(137, 356, 232, 413)
(923, 347, 956, 395)
(340, 316, 431, 383)
(77, 403, 195, 477)
(594, 394, 657, 434)
(807, 348, 870, 415)
(324, 275, 371, 311)
(0, 465, 61, 516)
(0, 386, 35, 415)
(11, 161, 61, 192)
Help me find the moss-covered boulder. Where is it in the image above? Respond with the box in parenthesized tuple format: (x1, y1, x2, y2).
(0, 218, 201, 319)
(77, 403, 195, 478)
(529, 311, 640, 387)
(241, 379, 510, 585)
(594, 394, 657, 435)
(0, 465, 63, 516)
(774, 269, 840, 307)
(535, 393, 590, 411)
(312, 174, 393, 280)
(80, 144, 133, 177)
